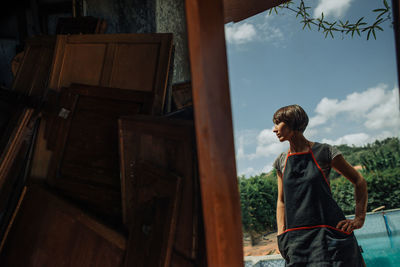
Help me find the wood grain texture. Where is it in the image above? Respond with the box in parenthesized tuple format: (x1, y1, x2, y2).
(0, 108, 35, 190)
(392, 0, 400, 101)
(46, 84, 153, 224)
(48, 33, 173, 115)
(0, 185, 126, 267)
(123, 160, 181, 267)
(223, 0, 288, 23)
(185, 0, 244, 266)
(11, 36, 56, 97)
(118, 115, 199, 260)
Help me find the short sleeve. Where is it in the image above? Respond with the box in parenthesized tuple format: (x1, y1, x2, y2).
(273, 152, 286, 173)
(329, 145, 342, 161)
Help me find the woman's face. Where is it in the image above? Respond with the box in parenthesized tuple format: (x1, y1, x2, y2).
(273, 122, 293, 142)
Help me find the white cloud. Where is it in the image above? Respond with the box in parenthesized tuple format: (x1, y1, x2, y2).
(314, 0, 354, 18)
(236, 128, 288, 160)
(257, 14, 284, 44)
(322, 130, 398, 147)
(225, 14, 285, 46)
(235, 130, 258, 159)
(251, 128, 287, 159)
(225, 22, 257, 44)
(364, 88, 400, 130)
(322, 133, 370, 146)
(262, 164, 274, 174)
(239, 167, 256, 177)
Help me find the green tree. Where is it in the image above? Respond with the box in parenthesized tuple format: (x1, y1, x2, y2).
(331, 168, 400, 215)
(239, 174, 278, 244)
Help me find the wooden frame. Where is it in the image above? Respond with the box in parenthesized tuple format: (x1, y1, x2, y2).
(392, 0, 400, 102)
(0, 108, 35, 189)
(223, 0, 288, 23)
(46, 84, 153, 223)
(0, 185, 126, 266)
(185, 0, 244, 266)
(48, 33, 173, 115)
(118, 115, 199, 260)
(123, 160, 182, 267)
(11, 36, 56, 97)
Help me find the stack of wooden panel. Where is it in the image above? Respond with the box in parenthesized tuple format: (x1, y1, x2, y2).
(0, 33, 205, 267)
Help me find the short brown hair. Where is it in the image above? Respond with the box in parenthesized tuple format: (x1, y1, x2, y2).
(273, 105, 309, 133)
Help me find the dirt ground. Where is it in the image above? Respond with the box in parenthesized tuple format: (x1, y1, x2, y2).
(243, 232, 280, 256)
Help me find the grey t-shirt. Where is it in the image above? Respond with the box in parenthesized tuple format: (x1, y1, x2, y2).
(272, 142, 341, 180)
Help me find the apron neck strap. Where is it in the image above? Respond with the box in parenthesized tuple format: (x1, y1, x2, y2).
(288, 142, 312, 155)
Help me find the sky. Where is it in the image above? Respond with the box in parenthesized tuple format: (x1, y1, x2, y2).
(225, 0, 400, 177)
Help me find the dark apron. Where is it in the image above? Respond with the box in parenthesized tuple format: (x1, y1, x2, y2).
(277, 148, 364, 266)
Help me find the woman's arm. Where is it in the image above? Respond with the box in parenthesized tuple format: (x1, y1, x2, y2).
(331, 155, 368, 232)
(276, 170, 286, 234)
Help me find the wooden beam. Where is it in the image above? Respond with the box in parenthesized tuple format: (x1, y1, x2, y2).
(185, 0, 244, 266)
(223, 0, 288, 23)
(392, 0, 400, 109)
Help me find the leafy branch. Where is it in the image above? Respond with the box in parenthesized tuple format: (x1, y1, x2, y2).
(268, 0, 391, 40)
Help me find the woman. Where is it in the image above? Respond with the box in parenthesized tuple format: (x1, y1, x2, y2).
(272, 104, 367, 266)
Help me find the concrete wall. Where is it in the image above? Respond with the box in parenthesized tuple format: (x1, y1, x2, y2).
(85, 0, 156, 33)
(156, 0, 190, 84)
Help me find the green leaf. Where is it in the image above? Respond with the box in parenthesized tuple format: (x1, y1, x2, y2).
(373, 18, 383, 26)
(384, 0, 389, 9)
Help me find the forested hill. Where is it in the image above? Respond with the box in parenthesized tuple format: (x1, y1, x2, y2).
(331, 137, 400, 179)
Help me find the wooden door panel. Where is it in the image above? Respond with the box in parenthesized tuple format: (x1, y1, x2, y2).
(123, 161, 181, 267)
(0, 185, 126, 267)
(60, 44, 107, 87)
(49, 33, 173, 115)
(118, 116, 199, 259)
(59, 96, 142, 187)
(47, 84, 153, 223)
(110, 44, 160, 91)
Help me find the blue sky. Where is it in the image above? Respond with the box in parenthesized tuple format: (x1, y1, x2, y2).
(225, 0, 400, 177)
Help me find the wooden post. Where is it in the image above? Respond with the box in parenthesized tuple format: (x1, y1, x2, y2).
(392, 0, 400, 109)
(185, 0, 244, 266)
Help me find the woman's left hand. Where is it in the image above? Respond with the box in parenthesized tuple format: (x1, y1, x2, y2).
(336, 217, 365, 232)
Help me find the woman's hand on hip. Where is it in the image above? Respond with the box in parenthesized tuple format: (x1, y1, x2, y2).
(336, 217, 365, 232)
